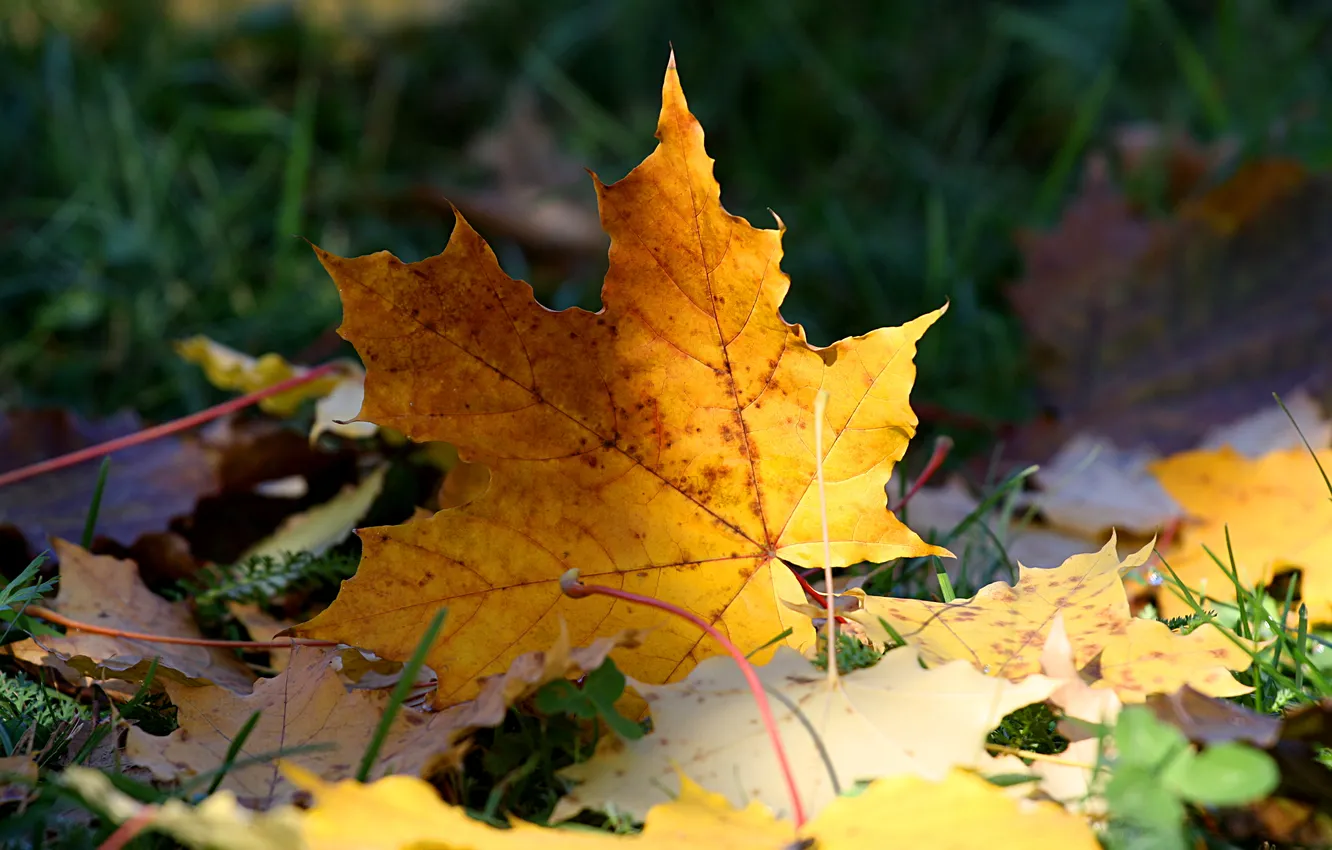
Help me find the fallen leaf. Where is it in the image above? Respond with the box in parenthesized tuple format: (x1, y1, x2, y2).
(1029, 614, 1118, 812)
(554, 645, 1056, 821)
(291, 57, 947, 705)
(1198, 389, 1331, 456)
(310, 367, 379, 442)
(807, 768, 1099, 850)
(294, 764, 793, 850)
(1145, 685, 1280, 748)
(124, 646, 439, 805)
(228, 602, 297, 674)
(1151, 445, 1332, 621)
(849, 536, 1152, 679)
(1029, 433, 1182, 537)
(175, 336, 342, 418)
(7, 540, 255, 693)
(1008, 157, 1332, 457)
(125, 631, 640, 805)
(239, 465, 386, 560)
(61, 766, 302, 850)
(177, 336, 375, 444)
(0, 754, 39, 805)
(292, 762, 1095, 850)
(0, 410, 218, 559)
(848, 535, 1256, 701)
(1094, 619, 1255, 702)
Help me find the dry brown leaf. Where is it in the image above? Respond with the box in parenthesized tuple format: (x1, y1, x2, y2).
(1008, 157, 1332, 458)
(0, 410, 218, 560)
(553, 645, 1057, 821)
(125, 631, 640, 805)
(7, 540, 254, 694)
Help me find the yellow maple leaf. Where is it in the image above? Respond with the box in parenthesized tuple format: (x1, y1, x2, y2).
(1151, 445, 1332, 621)
(289, 763, 1096, 850)
(847, 535, 1256, 700)
(125, 632, 637, 805)
(290, 56, 947, 704)
(9, 539, 255, 694)
(554, 645, 1056, 821)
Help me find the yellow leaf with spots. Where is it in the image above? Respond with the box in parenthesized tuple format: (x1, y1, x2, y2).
(290, 55, 947, 706)
(1094, 619, 1256, 702)
(1151, 445, 1332, 621)
(848, 535, 1152, 680)
(848, 536, 1256, 701)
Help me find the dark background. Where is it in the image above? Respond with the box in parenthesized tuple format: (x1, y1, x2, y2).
(4, 0, 1330, 440)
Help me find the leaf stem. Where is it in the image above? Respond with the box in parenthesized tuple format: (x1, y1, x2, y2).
(26, 605, 337, 649)
(890, 435, 953, 513)
(559, 570, 807, 828)
(0, 362, 342, 490)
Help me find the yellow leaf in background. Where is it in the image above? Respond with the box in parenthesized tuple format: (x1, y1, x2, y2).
(175, 335, 368, 432)
(291, 56, 947, 707)
(806, 769, 1099, 850)
(1151, 445, 1332, 621)
(849, 535, 1152, 680)
(240, 465, 387, 560)
(1094, 619, 1256, 702)
(554, 646, 1056, 822)
(7, 540, 255, 694)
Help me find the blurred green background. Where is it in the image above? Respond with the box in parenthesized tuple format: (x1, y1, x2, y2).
(3, 0, 1330, 432)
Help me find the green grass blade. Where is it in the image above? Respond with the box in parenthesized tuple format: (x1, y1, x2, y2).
(80, 457, 111, 550)
(355, 607, 448, 782)
(1274, 392, 1332, 499)
(206, 711, 263, 796)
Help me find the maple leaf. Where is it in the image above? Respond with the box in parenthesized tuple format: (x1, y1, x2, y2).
(125, 632, 638, 805)
(7, 540, 255, 694)
(288, 763, 1096, 850)
(1151, 445, 1332, 621)
(847, 535, 1257, 700)
(291, 56, 947, 704)
(553, 645, 1056, 821)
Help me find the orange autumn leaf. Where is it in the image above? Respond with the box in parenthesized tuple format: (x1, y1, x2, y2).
(1151, 445, 1332, 621)
(291, 56, 947, 704)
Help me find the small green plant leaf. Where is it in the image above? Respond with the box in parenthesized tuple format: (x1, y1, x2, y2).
(535, 659, 644, 741)
(1115, 706, 1188, 768)
(1164, 742, 1280, 806)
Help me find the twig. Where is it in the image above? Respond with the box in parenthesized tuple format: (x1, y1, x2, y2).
(26, 606, 337, 650)
(0, 363, 341, 490)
